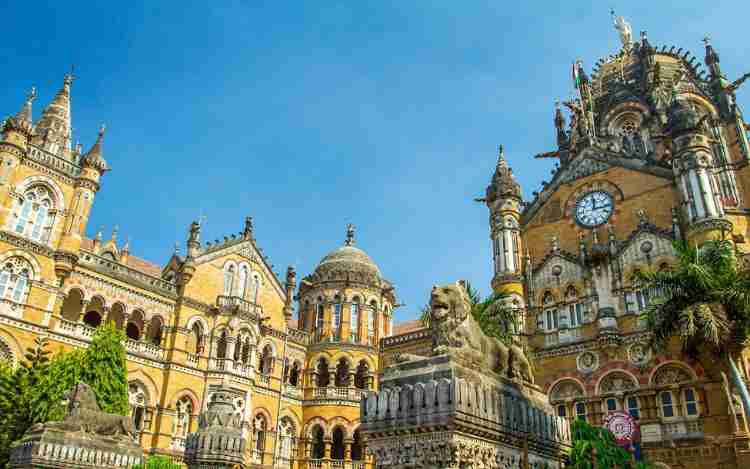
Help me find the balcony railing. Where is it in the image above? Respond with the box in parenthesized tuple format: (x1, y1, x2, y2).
(56, 319, 165, 360)
(283, 385, 303, 399)
(308, 387, 364, 402)
(207, 358, 254, 378)
(216, 295, 262, 320)
(306, 461, 368, 469)
(27, 145, 81, 178)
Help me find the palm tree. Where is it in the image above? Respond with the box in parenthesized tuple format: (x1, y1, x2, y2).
(634, 239, 750, 422)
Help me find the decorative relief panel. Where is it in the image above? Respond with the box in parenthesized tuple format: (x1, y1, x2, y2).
(598, 371, 637, 395)
(617, 231, 675, 266)
(576, 351, 599, 374)
(550, 380, 585, 402)
(628, 343, 651, 367)
(652, 365, 693, 386)
(533, 255, 584, 292)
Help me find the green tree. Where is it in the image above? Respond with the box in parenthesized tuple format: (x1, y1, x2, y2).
(81, 321, 130, 415)
(418, 303, 431, 328)
(634, 239, 750, 423)
(566, 419, 635, 469)
(0, 337, 54, 467)
(133, 455, 182, 469)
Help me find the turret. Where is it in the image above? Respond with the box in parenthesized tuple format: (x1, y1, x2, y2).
(179, 221, 201, 287)
(667, 95, 732, 244)
(484, 145, 523, 296)
(0, 88, 36, 189)
(283, 265, 296, 322)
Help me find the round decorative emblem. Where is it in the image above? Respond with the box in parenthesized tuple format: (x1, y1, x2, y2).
(628, 343, 651, 366)
(575, 191, 614, 228)
(603, 411, 638, 445)
(576, 351, 599, 373)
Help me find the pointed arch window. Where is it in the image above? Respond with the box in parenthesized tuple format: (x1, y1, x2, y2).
(540, 291, 558, 331)
(174, 396, 193, 438)
(277, 418, 295, 465)
(332, 295, 342, 341)
(253, 414, 267, 454)
(237, 265, 249, 298)
(0, 258, 33, 304)
(565, 286, 584, 328)
(350, 297, 360, 342)
(12, 186, 55, 243)
(368, 301, 377, 343)
(128, 382, 151, 433)
(223, 265, 235, 296)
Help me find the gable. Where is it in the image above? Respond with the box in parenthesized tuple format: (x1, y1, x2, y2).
(532, 252, 583, 292)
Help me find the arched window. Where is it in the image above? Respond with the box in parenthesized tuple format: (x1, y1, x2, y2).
(128, 382, 150, 433)
(310, 425, 325, 459)
(61, 288, 84, 322)
(0, 257, 33, 304)
(217, 331, 228, 359)
(350, 297, 360, 342)
(126, 310, 145, 341)
(368, 301, 376, 343)
(288, 361, 300, 387)
(250, 274, 262, 303)
(335, 358, 350, 387)
(191, 322, 204, 354)
(259, 344, 273, 374)
(241, 337, 252, 364)
(107, 303, 126, 329)
(253, 414, 267, 453)
(331, 427, 345, 460)
(83, 310, 102, 328)
(332, 295, 342, 341)
(539, 291, 558, 331)
(627, 396, 640, 419)
(354, 360, 369, 389)
(277, 418, 295, 465)
(557, 404, 567, 417)
(314, 300, 324, 340)
(147, 316, 163, 346)
(351, 429, 363, 461)
(565, 286, 584, 328)
(316, 358, 330, 387)
(174, 396, 193, 438)
(223, 264, 235, 296)
(12, 185, 55, 243)
(237, 265, 249, 298)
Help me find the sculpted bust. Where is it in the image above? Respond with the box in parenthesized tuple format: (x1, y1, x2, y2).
(397, 282, 534, 383)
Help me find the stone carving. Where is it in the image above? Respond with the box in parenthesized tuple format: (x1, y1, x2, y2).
(653, 365, 692, 386)
(628, 343, 651, 366)
(550, 380, 584, 401)
(34, 383, 137, 440)
(429, 282, 533, 383)
(185, 385, 245, 468)
(598, 371, 637, 394)
(9, 383, 143, 468)
(576, 351, 599, 374)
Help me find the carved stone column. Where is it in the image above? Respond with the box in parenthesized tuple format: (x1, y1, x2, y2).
(344, 439, 353, 461)
(323, 438, 332, 459)
(77, 299, 89, 322)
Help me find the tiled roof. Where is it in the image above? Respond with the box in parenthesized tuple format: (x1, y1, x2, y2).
(393, 319, 425, 335)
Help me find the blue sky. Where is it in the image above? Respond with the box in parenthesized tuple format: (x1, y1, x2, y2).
(2, 1, 749, 323)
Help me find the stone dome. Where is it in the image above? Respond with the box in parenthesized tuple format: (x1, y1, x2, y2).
(313, 245, 381, 279)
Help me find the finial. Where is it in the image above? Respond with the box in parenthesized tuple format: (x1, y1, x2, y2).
(96, 227, 103, 241)
(27, 87, 37, 104)
(243, 216, 253, 239)
(174, 242, 180, 255)
(345, 223, 355, 246)
(112, 225, 119, 242)
(98, 123, 106, 138)
(551, 235, 560, 253)
(703, 35, 711, 46)
(123, 236, 130, 252)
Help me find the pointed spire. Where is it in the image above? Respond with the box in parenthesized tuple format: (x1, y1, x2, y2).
(33, 73, 73, 155)
(243, 216, 253, 240)
(345, 224, 355, 246)
(174, 242, 181, 256)
(3, 87, 36, 137)
(703, 36, 722, 79)
(187, 220, 201, 258)
(122, 236, 130, 253)
(80, 124, 109, 174)
(487, 144, 521, 201)
(111, 225, 119, 243)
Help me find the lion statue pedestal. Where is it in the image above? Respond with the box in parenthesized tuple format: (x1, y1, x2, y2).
(9, 383, 143, 469)
(360, 283, 570, 469)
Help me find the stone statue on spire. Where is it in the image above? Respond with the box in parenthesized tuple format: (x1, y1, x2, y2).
(611, 10, 633, 48)
(345, 224, 355, 246)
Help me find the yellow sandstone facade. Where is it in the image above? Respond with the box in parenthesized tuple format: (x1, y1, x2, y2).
(0, 75, 397, 468)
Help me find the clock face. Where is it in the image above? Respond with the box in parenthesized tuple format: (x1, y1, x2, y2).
(575, 191, 614, 228)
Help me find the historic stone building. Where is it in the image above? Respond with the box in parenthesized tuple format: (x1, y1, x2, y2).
(381, 16, 750, 469)
(0, 73, 399, 467)
(2, 13, 750, 469)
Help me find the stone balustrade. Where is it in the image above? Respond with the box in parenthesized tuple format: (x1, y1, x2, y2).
(55, 319, 164, 360)
(307, 387, 364, 403)
(27, 145, 81, 178)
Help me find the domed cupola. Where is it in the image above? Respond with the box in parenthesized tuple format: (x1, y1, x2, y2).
(309, 224, 383, 287)
(297, 225, 396, 346)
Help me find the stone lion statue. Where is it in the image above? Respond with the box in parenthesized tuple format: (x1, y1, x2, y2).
(429, 282, 534, 384)
(37, 382, 137, 441)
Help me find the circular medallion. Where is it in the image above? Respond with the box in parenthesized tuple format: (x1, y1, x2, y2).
(575, 191, 614, 228)
(576, 351, 599, 374)
(628, 343, 651, 366)
(603, 411, 638, 445)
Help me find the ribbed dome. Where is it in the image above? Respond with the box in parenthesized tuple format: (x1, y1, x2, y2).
(314, 245, 381, 279)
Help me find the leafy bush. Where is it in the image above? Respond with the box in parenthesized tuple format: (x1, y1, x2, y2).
(133, 455, 182, 469)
